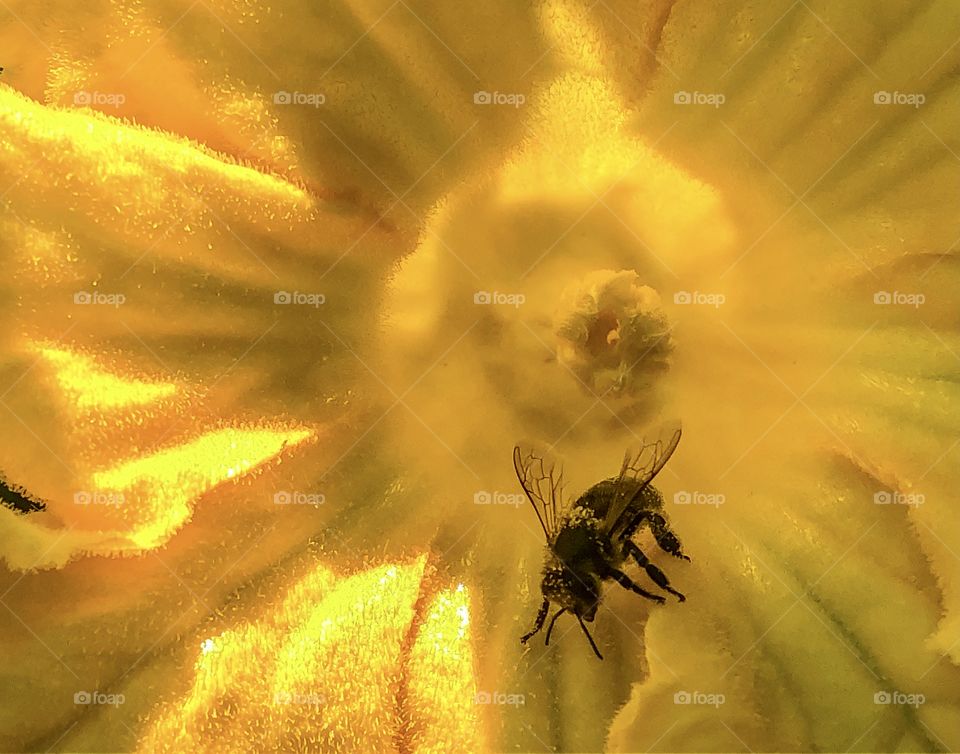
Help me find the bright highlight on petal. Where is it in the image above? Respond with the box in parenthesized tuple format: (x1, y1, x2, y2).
(406, 583, 481, 754)
(36, 344, 177, 410)
(138, 558, 483, 753)
(0, 86, 310, 209)
(0, 343, 314, 569)
(92, 425, 312, 550)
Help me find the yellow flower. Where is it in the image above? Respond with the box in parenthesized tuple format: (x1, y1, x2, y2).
(1, 1, 959, 753)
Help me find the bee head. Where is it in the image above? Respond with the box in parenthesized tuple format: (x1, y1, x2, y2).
(542, 565, 600, 621)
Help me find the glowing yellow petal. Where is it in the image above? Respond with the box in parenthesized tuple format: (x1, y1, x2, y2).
(138, 558, 484, 753)
(92, 426, 312, 550)
(0, 86, 309, 208)
(406, 584, 482, 754)
(1, 340, 315, 572)
(36, 345, 177, 410)
(0, 2, 554, 217)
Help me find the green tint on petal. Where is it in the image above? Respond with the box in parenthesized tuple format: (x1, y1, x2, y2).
(1, 1, 958, 752)
(585, 0, 960, 750)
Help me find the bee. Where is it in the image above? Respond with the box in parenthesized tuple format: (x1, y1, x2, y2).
(514, 429, 688, 660)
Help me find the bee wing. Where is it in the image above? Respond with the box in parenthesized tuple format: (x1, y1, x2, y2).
(603, 428, 681, 536)
(513, 445, 565, 542)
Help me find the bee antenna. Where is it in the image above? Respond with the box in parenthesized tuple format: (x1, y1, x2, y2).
(576, 614, 604, 660)
(544, 608, 566, 645)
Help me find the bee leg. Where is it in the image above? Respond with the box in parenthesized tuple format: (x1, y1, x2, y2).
(628, 511, 690, 561)
(625, 540, 685, 602)
(649, 512, 690, 561)
(521, 598, 550, 644)
(606, 566, 666, 604)
(545, 608, 567, 646)
(575, 614, 604, 660)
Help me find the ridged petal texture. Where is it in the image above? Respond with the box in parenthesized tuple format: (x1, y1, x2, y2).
(597, 2, 960, 751)
(383, 1, 960, 751)
(0, 1, 958, 753)
(135, 557, 481, 754)
(0, 2, 549, 751)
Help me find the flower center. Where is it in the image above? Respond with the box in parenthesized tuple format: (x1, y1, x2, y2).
(585, 309, 621, 362)
(554, 269, 672, 396)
